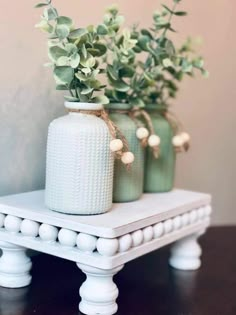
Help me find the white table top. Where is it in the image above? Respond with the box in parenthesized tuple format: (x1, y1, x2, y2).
(0, 189, 211, 238)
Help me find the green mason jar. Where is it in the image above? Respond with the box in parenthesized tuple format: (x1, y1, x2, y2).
(108, 103, 144, 202)
(144, 104, 176, 192)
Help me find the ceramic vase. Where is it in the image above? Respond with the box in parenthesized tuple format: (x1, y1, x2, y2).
(45, 102, 114, 215)
(144, 105, 176, 192)
(108, 103, 144, 203)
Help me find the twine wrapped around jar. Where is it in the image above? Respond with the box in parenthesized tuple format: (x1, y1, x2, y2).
(108, 107, 161, 159)
(130, 108, 161, 159)
(68, 108, 134, 168)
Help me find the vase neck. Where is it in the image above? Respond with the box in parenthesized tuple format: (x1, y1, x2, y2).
(65, 101, 104, 112)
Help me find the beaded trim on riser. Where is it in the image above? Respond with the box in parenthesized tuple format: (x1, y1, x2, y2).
(0, 205, 211, 258)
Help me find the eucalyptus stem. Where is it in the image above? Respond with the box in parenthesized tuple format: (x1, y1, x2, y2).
(161, 1, 178, 40)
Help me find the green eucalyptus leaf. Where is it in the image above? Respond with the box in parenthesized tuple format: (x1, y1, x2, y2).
(193, 58, 204, 69)
(141, 29, 153, 39)
(107, 65, 118, 80)
(56, 84, 68, 90)
(81, 44, 87, 59)
(162, 58, 173, 68)
(108, 74, 130, 92)
(174, 11, 187, 16)
(48, 46, 67, 62)
(80, 55, 95, 68)
(81, 87, 94, 95)
(119, 65, 135, 78)
(57, 56, 69, 66)
(35, 20, 53, 33)
(82, 68, 91, 74)
(54, 66, 74, 85)
(116, 15, 125, 26)
(65, 43, 78, 55)
(201, 69, 209, 78)
(68, 28, 88, 39)
(35, 3, 48, 8)
(44, 7, 58, 21)
(133, 46, 142, 53)
(64, 95, 80, 102)
(56, 25, 70, 40)
(57, 16, 73, 27)
(75, 71, 92, 82)
(93, 43, 107, 56)
(97, 24, 108, 35)
(70, 53, 80, 68)
(87, 48, 101, 57)
(165, 40, 175, 56)
(92, 95, 110, 105)
(138, 36, 150, 51)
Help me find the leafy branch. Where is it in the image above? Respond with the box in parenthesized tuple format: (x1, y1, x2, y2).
(35, 0, 109, 104)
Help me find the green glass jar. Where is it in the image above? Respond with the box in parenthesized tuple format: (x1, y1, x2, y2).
(108, 103, 144, 202)
(144, 105, 176, 192)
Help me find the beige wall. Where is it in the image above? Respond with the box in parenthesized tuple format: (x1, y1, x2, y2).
(0, 0, 234, 224)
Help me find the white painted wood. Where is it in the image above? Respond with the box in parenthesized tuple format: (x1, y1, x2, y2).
(169, 234, 202, 270)
(0, 242, 32, 288)
(0, 189, 211, 238)
(78, 263, 124, 315)
(0, 219, 209, 270)
(0, 189, 212, 314)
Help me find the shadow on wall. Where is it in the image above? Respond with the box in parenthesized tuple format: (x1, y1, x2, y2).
(0, 68, 64, 197)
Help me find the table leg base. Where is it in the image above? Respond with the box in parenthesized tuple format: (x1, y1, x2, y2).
(77, 263, 124, 315)
(0, 242, 32, 288)
(169, 234, 202, 271)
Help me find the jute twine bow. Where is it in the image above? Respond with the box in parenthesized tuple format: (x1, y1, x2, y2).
(164, 110, 190, 152)
(68, 109, 132, 168)
(130, 107, 160, 159)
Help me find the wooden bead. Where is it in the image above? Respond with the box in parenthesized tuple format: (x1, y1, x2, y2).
(4, 215, 22, 233)
(190, 210, 198, 224)
(110, 139, 123, 152)
(131, 230, 144, 247)
(39, 224, 58, 242)
(204, 205, 212, 216)
(198, 208, 205, 220)
(172, 135, 184, 147)
(118, 234, 132, 253)
(58, 229, 77, 247)
(97, 238, 119, 256)
(121, 152, 135, 164)
(136, 127, 149, 140)
(181, 213, 190, 226)
(20, 219, 40, 237)
(143, 226, 154, 243)
(76, 233, 97, 252)
(148, 135, 160, 147)
(180, 132, 191, 143)
(164, 219, 173, 234)
(173, 216, 182, 231)
(153, 222, 164, 238)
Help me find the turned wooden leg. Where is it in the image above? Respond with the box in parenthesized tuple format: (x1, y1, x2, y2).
(169, 234, 202, 271)
(0, 241, 32, 288)
(77, 263, 124, 315)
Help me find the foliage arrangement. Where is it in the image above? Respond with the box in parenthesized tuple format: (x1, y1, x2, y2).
(100, 6, 155, 107)
(35, 0, 109, 104)
(136, 0, 208, 107)
(35, 0, 207, 108)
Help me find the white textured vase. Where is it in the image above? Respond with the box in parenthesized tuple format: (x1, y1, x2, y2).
(45, 102, 114, 215)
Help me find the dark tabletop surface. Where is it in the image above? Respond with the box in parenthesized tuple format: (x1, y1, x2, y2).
(0, 227, 235, 315)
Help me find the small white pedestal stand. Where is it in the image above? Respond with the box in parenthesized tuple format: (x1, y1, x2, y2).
(0, 189, 211, 315)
